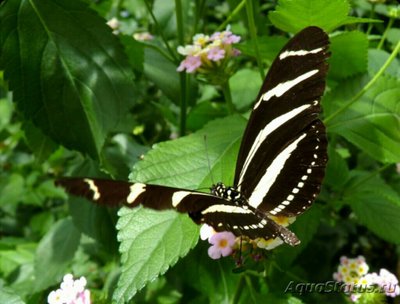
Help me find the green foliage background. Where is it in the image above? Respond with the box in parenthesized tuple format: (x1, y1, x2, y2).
(0, 0, 400, 303)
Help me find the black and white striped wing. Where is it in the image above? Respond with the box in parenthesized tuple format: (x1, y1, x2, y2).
(55, 178, 294, 241)
(234, 26, 330, 217)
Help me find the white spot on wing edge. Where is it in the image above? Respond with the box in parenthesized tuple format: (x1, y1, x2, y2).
(248, 133, 307, 209)
(171, 191, 192, 207)
(127, 183, 146, 204)
(254, 69, 319, 108)
(84, 178, 100, 200)
(279, 47, 324, 60)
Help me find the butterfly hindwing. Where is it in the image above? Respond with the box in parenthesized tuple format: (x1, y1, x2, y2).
(234, 26, 330, 216)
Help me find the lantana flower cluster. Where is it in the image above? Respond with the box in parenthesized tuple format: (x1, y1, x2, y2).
(177, 28, 241, 84)
(333, 256, 400, 302)
(48, 274, 91, 304)
(200, 215, 296, 262)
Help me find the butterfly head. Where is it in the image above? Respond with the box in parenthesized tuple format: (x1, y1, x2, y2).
(211, 182, 242, 203)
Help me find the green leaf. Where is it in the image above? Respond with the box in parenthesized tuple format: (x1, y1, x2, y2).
(23, 121, 58, 163)
(174, 245, 241, 304)
(387, 28, 400, 48)
(0, 244, 35, 278)
(326, 76, 400, 163)
(34, 218, 81, 291)
(143, 47, 181, 103)
(114, 115, 246, 301)
(121, 35, 145, 74)
(0, 288, 25, 304)
(131, 115, 246, 188)
(345, 172, 400, 244)
(329, 31, 368, 79)
(186, 101, 227, 131)
(236, 35, 287, 63)
(68, 197, 119, 253)
(268, 0, 350, 33)
(230, 69, 262, 110)
(274, 204, 322, 268)
(113, 207, 199, 303)
(368, 49, 400, 78)
(0, 174, 25, 206)
(324, 146, 350, 190)
(0, 98, 13, 131)
(0, 0, 136, 158)
(336, 16, 383, 27)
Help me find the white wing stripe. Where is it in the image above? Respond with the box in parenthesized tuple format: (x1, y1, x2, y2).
(248, 133, 307, 209)
(254, 69, 318, 109)
(172, 191, 192, 207)
(279, 47, 323, 60)
(201, 205, 253, 215)
(238, 104, 312, 186)
(127, 183, 146, 204)
(84, 179, 101, 200)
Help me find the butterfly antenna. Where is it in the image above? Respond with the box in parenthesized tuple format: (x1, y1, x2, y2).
(203, 135, 215, 185)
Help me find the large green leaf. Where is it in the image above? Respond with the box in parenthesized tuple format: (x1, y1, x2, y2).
(114, 115, 246, 302)
(368, 49, 400, 78)
(236, 35, 287, 63)
(268, 0, 350, 33)
(230, 69, 262, 111)
(143, 47, 181, 104)
(33, 218, 81, 291)
(326, 76, 400, 163)
(0, 0, 136, 158)
(329, 31, 368, 79)
(113, 207, 199, 303)
(0, 288, 25, 304)
(345, 171, 400, 244)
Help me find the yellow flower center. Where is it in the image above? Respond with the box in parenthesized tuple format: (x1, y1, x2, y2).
(219, 239, 228, 248)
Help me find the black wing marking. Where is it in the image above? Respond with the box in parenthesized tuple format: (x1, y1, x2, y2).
(56, 178, 298, 244)
(233, 26, 329, 216)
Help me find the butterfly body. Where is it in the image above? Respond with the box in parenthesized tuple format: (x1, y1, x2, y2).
(57, 26, 330, 247)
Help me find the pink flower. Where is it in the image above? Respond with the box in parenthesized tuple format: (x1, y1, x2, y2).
(207, 47, 225, 61)
(350, 294, 361, 302)
(377, 268, 400, 297)
(177, 55, 202, 73)
(223, 33, 241, 44)
(48, 274, 91, 304)
(207, 231, 236, 259)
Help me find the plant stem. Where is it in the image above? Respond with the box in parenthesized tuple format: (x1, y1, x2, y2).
(218, 0, 246, 31)
(221, 81, 235, 114)
(175, 0, 187, 136)
(366, 4, 376, 36)
(143, 0, 178, 62)
(324, 39, 400, 125)
(244, 275, 258, 303)
(245, 0, 264, 80)
(377, 17, 394, 50)
(231, 275, 245, 304)
(194, 0, 206, 33)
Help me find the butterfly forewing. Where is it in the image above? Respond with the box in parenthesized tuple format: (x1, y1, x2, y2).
(56, 27, 330, 246)
(234, 26, 330, 216)
(57, 178, 280, 239)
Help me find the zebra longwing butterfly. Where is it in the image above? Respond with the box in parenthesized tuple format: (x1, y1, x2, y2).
(57, 26, 330, 246)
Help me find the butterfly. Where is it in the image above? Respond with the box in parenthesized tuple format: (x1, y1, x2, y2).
(56, 26, 330, 246)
